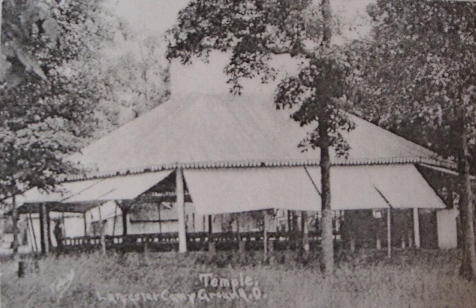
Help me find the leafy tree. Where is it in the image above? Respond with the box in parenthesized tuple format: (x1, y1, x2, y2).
(94, 33, 170, 138)
(1, 0, 117, 201)
(167, 0, 355, 273)
(351, 0, 476, 279)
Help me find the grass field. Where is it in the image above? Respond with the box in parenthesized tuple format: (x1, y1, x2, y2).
(1, 249, 475, 307)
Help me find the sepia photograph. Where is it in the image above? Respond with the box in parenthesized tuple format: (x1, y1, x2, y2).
(1, 0, 475, 307)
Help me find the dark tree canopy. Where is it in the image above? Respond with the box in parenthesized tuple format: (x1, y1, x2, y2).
(1, 0, 117, 199)
(351, 0, 476, 280)
(351, 0, 476, 160)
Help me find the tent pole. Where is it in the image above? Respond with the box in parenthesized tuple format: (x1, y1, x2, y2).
(83, 213, 87, 236)
(112, 203, 118, 236)
(176, 168, 187, 253)
(236, 214, 240, 233)
(263, 210, 268, 262)
(46, 206, 52, 250)
(26, 214, 32, 252)
(208, 215, 212, 234)
(413, 208, 420, 248)
(287, 210, 291, 232)
(158, 204, 162, 233)
(39, 205, 45, 254)
(98, 204, 106, 255)
(29, 213, 38, 253)
(302, 211, 309, 253)
(387, 208, 392, 258)
(62, 212, 65, 237)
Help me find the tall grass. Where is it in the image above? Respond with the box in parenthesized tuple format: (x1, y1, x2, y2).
(1, 249, 475, 307)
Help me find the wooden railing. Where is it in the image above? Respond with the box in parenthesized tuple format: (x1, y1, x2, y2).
(61, 231, 325, 253)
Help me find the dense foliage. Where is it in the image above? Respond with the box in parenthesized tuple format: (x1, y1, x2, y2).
(94, 33, 170, 137)
(351, 0, 476, 279)
(352, 0, 476, 160)
(1, 0, 117, 199)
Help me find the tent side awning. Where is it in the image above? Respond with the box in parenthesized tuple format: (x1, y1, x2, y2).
(364, 164, 446, 209)
(12, 170, 173, 207)
(61, 170, 173, 203)
(184, 167, 322, 215)
(305, 166, 390, 210)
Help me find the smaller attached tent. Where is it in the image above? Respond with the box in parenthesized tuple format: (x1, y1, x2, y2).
(20, 211, 87, 253)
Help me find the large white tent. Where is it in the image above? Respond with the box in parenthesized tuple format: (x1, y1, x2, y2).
(13, 53, 452, 252)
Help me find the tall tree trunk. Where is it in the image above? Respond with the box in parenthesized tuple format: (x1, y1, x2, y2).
(321, 0, 332, 46)
(319, 113, 334, 273)
(46, 206, 52, 249)
(458, 114, 476, 280)
(319, 0, 334, 275)
(12, 194, 18, 256)
(0, 0, 3, 58)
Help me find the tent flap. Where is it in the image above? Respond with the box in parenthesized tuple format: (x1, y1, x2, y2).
(365, 164, 446, 209)
(296, 165, 446, 210)
(305, 166, 389, 210)
(62, 171, 173, 203)
(15, 170, 172, 205)
(184, 167, 321, 215)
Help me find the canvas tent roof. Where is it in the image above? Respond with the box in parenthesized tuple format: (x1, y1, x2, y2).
(69, 52, 450, 177)
(70, 93, 445, 177)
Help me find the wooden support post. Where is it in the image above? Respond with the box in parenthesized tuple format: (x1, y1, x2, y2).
(236, 214, 240, 233)
(62, 212, 66, 237)
(83, 213, 87, 236)
(413, 208, 420, 248)
(208, 215, 212, 234)
(287, 210, 291, 231)
(176, 168, 187, 253)
(387, 208, 392, 258)
(112, 204, 118, 236)
(25, 215, 31, 252)
(39, 205, 46, 254)
(29, 213, 38, 253)
(45, 204, 51, 254)
(46, 206, 52, 249)
(98, 205, 106, 255)
(208, 215, 215, 254)
(302, 211, 310, 253)
(158, 204, 162, 233)
(263, 210, 268, 262)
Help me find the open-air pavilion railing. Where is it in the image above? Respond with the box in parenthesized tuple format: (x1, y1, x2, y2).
(60, 231, 325, 253)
